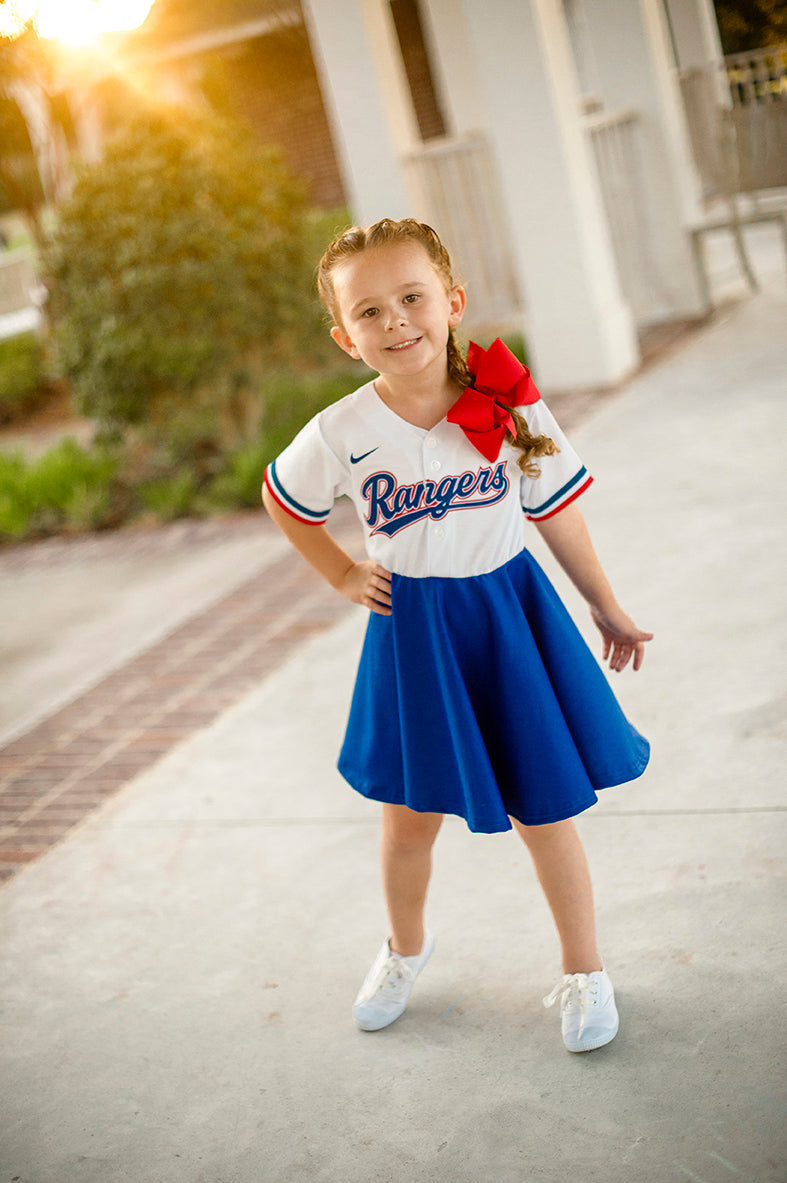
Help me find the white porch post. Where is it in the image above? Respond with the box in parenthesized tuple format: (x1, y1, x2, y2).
(301, 0, 414, 224)
(451, 0, 639, 390)
(580, 0, 707, 315)
(664, 0, 729, 103)
(419, 0, 480, 139)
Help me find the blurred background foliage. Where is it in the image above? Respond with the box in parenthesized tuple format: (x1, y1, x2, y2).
(0, 332, 46, 424)
(712, 1, 787, 53)
(0, 79, 366, 542)
(0, 1, 371, 543)
(45, 108, 326, 450)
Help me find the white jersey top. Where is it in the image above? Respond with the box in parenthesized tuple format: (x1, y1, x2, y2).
(264, 379, 592, 579)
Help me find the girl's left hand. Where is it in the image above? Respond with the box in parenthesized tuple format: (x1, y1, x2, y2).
(590, 605, 653, 672)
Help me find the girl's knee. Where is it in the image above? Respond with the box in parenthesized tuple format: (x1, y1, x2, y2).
(511, 816, 577, 850)
(382, 804, 443, 855)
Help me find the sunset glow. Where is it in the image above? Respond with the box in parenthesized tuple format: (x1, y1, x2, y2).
(1, 1, 155, 45)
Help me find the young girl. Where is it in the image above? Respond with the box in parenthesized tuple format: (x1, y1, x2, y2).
(262, 218, 652, 1053)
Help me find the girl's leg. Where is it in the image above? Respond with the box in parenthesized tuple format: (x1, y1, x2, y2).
(511, 817, 603, 974)
(381, 803, 443, 956)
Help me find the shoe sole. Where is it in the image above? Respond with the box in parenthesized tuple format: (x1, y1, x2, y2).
(354, 1010, 406, 1033)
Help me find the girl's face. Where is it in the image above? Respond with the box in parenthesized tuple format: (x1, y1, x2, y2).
(329, 242, 465, 381)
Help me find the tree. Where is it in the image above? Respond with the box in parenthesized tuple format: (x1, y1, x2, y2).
(713, 1, 787, 54)
(0, 90, 44, 220)
(44, 107, 319, 466)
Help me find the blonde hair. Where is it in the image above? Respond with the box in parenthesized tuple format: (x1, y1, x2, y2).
(317, 218, 557, 476)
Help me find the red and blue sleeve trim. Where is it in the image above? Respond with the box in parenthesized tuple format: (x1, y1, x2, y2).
(263, 461, 332, 525)
(523, 467, 593, 521)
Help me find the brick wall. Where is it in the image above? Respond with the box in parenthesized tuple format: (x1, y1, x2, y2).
(200, 27, 347, 208)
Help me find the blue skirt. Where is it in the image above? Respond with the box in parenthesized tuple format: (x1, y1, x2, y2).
(338, 548, 649, 833)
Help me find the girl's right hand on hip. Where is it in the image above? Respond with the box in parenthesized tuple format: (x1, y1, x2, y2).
(338, 561, 392, 615)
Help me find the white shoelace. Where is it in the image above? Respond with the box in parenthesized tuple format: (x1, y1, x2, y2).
(543, 973, 597, 1038)
(367, 954, 416, 999)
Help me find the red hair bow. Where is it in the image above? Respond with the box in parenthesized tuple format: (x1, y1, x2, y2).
(447, 338, 541, 462)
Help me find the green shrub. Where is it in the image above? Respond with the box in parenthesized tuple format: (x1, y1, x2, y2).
(137, 470, 199, 521)
(59, 478, 112, 532)
(204, 442, 268, 511)
(0, 331, 45, 423)
(257, 365, 371, 465)
(195, 364, 361, 512)
(0, 437, 118, 541)
(44, 108, 323, 462)
(0, 449, 32, 537)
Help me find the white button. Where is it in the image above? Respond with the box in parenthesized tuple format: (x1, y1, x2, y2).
(425, 438, 437, 449)
(434, 527, 445, 538)
(430, 460, 441, 471)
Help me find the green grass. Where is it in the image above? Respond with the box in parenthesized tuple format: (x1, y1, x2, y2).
(0, 437, 118, 541)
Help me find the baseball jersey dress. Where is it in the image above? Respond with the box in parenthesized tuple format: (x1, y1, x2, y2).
(264, 374, 649, 834)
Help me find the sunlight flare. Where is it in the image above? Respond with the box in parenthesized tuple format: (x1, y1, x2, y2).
(1, 1, 155, 45)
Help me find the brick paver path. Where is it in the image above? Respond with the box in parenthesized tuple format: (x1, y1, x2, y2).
(0, 503, 362, 883)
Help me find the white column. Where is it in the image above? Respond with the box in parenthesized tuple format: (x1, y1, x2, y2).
(453, 0, 639, 390)
(420, 0, 483, 138)
(665, 0, 728, 102)
(301, 0, 414, 224)
(581, 0, 707, 314)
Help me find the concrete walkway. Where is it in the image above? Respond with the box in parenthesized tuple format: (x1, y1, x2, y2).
(1, 260, 786, 1178)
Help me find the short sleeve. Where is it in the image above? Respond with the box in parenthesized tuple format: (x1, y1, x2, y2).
(518, 399, 593, 521)
(263, 413, 350, 524)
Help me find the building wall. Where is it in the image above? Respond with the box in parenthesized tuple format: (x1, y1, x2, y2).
(80, 8, 349, 210)
(198, 28, 346, 208)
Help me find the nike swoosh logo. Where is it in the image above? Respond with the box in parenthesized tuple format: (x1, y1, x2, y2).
(350, 448, 379, 465)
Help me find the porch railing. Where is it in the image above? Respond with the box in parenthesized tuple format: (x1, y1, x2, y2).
(725, 43, 787, 106)
(681, 45, 787, 195)
(584, 109, 666, 325)
(679, 66, 726, 196)
(403, 133, 522, 328)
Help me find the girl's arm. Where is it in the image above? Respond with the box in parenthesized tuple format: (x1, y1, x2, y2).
(534, 503, 653, 671)
(262, 485, 392, 615)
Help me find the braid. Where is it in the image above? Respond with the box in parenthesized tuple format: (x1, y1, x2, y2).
(500, 403, 559, 478)
(446, 328, 472, 388)
(317, 217, 558, 476)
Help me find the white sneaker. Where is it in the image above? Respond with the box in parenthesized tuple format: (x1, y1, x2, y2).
(353, 932, 435, 1031)
(543, 969, 619, 1053)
